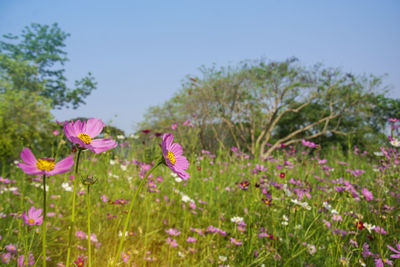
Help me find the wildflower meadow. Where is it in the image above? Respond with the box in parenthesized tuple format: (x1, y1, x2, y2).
(0, 117, 399, 267)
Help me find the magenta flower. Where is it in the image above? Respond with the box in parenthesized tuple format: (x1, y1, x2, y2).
(64, 118, 116, 154)
(230, 237, 242, 246)
(165, 228, 181, 236)
(387, 243, 400, 258)
(171, 122, 178, 130)
(1, 252, 11, 263)
(161, 133, 190, 180)
(23, 206, 43, 226)
(0, 177, 10, 184)
(166, 237, 178, 247)
(17, 148, 74, 177)
(361, 188, 374, 201)
(302, 139, 318, 148)
(186, 236, 196, 243)
(17, 253, 34, 266)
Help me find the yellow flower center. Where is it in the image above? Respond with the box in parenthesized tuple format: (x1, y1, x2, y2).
(167, 151, 176, 165)
(28, 218, 35, 224)
(36, 158, 55, 171)
(78, 133, 91, 144)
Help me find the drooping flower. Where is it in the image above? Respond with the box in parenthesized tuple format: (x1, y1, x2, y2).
(17, 148, 74, 177)
(23, 206, 43, 226)
(64, 118, 116, 154)
(161, 133, 190, 180)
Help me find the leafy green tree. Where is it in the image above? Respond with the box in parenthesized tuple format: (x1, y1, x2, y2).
(0, 23, 96, 109)
(141, 58, 393, 157)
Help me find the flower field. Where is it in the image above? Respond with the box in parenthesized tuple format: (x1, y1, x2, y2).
(0, 118, 399, 267)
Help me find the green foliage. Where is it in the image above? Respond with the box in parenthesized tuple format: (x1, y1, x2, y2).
(141, 58, 394, 155)
(0, 89, 54, 167)
(0, 23, 97, 109)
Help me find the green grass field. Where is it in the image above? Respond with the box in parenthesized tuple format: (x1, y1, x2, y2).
(1, 126, 399, 267)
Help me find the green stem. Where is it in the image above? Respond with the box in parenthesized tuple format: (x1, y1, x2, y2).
(66, 149, 82, 266)
(112, 160, 162, 267)
(87, 185, 92, 267)
(42, 174, 47, 267)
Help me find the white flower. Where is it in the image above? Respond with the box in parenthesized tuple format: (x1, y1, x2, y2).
(331, 209, 338, 214)
(181, 194, 193, 203)
(230, 216, 244, 224)
(291, 199, 301, 205)
(8, 187, 18, 192)
(373, 151, 384, 157)
(282, 184, 292, 197)
(323, 202, 332, 210)
(118, 231, 128, 237)
(282, 215, 289, 221)
(390, 138, 400, 147)
(178, 251, 185, 258)
(281, 221, 288, 226)
(170, 172, 178, 178)
(175, 177, 183, 183)
(294, 224, 302, 230)
(120, 165, 127, 171)
(109, 159, 116, 165)
(117, 135, 125, 140)
(218, 256, 227, 262)
(129, 134, 139, 139)
(364, 223, 376, 233)
(61, 182, 73, 192)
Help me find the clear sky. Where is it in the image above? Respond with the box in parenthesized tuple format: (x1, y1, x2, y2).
(1, 0, 399, 134)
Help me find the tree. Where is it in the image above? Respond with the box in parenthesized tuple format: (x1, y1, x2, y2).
(141, 58, 390, 157)
(0, 23, 96, 109)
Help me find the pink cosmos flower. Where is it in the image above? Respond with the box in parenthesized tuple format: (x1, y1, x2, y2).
(387, 243, 400, 258)
(165, 228, 181, 236)
(17, 253, 34, 266)
(76, 231, 87, 239)
(1, 252, 11, 263)
(230, 237, 242, 246)
(121, 252, 130, 263)
(186, 237, 196, 243)
(5, 244, 17, 253)
(64, 118, 116, 154)
(23, 206, 43, 226)
(0, 177, 10, 184)
(167, 237, 178, 247)
(73, 256, 84, 267)
(361, 188, 374, 201)
(171, 122, 178, 130)
(161, 133, 190, 180)
(17, 148, 74, 177)
(302, 139, 318, 148)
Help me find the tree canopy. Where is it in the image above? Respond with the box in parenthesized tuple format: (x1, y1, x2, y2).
(140, 58, 399, 157)
(0, 23, 96, 109)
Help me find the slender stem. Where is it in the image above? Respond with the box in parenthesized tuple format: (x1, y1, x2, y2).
(42, 174, 47, 267)
(87, 185, 92, 267)
(66, 149, 82, 266)
(112, 160, 162, 267)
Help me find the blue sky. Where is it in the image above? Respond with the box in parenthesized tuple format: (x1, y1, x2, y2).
(1, 1, 399, 134)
